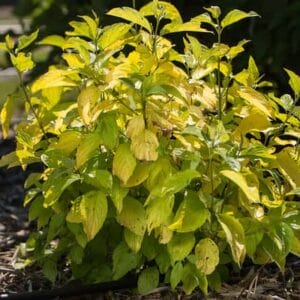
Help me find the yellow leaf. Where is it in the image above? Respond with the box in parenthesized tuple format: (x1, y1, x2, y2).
(53, 130, 82, 154)
(0, 95, 15, 139)
(131, 129, 159, 161)
(31, 69, 77, 93)
(124, 162, 150, 188)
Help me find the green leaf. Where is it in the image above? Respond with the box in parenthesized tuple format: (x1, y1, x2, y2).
(152, 169, 200, 198)
(44, 173, 81, 207)
(220, 170, 260, 203)
(168, 191, 208, 232)
(39, 35, 65, 48)
(113, 143, 137, 184)
(112, 241, 138, 280)
(0, 95, 16, 139)
(111, 178, 129, 213)
(284, 211, 300, 230)
(170, 262, 183, 289)
(116, 196, 146, 236)
(137, 267, 159, 295)
(53, 130, 82, 155)
(84, 170, 113, 192)
(43, 260, 57, 283)
(47, 214, 64, 242)
(124, 228, 143, 253)
(107, 7, 152, 32)
(195, 238, 219, 275)
(10, 53, 35, 73)
(76, 132, 102, 169)
(67, 191, 108, 241)
(97, 112, 119, 150)
(155, 245, 171, 273)
(67, 223, 88, 248)
(18, 29, 39, 51)
(146, 194, 174, 232)
(221, 9, 259, 29)
(218, 214, 246, 267)
(131, 129, 159, 161)
(284, 68, 300, 96)
(167, 232, 195, 264)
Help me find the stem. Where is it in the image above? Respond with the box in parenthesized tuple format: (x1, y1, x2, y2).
(132, 0, 136, 9)
(17, 71, 46, 136)
(216, 22, 222, 120)
(152, 16, 161, 56)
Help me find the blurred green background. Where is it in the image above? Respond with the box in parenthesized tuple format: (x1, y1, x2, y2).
(0, 0, 299, 95)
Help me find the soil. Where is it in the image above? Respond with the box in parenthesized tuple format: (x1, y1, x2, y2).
(1, 137, 300, 299)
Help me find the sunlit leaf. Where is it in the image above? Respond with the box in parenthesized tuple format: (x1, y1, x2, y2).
(221, 9, 259, 29)
(0, 95, 16, 139)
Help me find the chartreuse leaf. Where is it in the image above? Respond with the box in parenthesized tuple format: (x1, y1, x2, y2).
(161, 21, 210, 35)
(77, 86, 100, 126)
(98, 23, 132, 50)
(107, 7, 152, 33)
(53, 130, 81, 154)
(276, 148, 300, 188)
(124, 228, 143, 253)
(131, 129, 159, 161)
(204, 6, 221, 19)
(97, 112, 119, 150)
(168, 191, 208, 232)
(18, 29, 39, 51)
(116, 196, 146, 236)
(195, 238, 219, 275)
(146, 194, 174, 232)
(80, 15, 99, 40)
(137, 267, 159, 295)
(221, 9, 259, 29)
(284, 68, 300, 96)
(0, 42, 7, 52)
(10, 53, 35, 72)
(126, 115, 145, 139)
(220, 170, 260, 203)
(167, 232, 195, 264)
(124, 162, 150, 188)
(170, 262, 183, 289)
(0, 95, 16, 139)
(218, 214, 246, 267)
(39, 35, 65, 48)
(113, 143, 137, 184)
(113, 241, 138, 280)
(76, 132, 102, 169)
(67, 191, 107, 241)
(140, 1, 182, 22)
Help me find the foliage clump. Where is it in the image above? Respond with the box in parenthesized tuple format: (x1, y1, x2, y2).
(0, 1, 300, 295)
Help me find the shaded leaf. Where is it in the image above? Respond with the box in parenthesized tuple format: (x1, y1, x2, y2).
(137, 267, 159, 295)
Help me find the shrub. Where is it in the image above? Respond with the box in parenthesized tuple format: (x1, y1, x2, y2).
(1, 1, 300, 295)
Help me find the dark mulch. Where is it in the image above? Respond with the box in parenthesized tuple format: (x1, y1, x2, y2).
(1, 136, 300, 299)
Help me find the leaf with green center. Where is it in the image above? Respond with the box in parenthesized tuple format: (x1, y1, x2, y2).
(220, 170, 260, 203)
(84, 170, 113, 192)
(131, 129, 159, 161)
(161, 21, 210, 35)
(195, 238, 219, 275)
(137, 267, 159, 295)
(221, 9, 259, 29)
(111, 178, 129, 213)
(218, 214, 246, 267)
(167, 232, 195, 264)
(107, 7, 152, 32)
(113, 143, 137, 184)
(168, 191, 208, 232)
(116, 196, 146, 236)
(53, 130, 82, 155)
(112, 241, 138, 280)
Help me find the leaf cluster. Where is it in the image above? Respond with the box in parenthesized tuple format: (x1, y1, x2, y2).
(1, 1, 300, 295)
